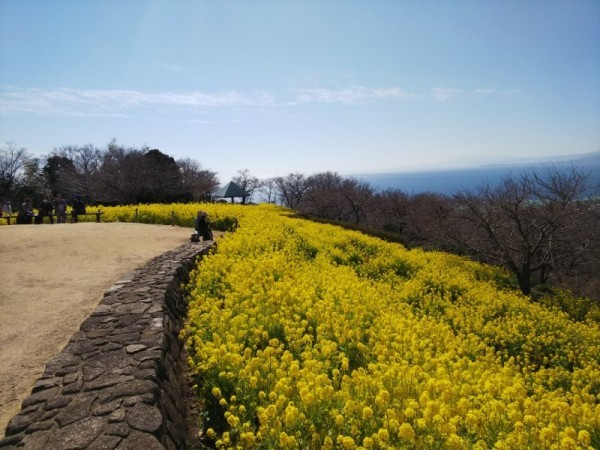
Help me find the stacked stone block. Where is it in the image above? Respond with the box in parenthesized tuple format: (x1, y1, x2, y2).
(0, 241, 214, 449)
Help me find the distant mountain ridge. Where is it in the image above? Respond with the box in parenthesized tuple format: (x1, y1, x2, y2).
(477, 151, 600, 169)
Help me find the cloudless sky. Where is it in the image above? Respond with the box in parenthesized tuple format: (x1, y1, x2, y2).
(1, 1, 599, 182)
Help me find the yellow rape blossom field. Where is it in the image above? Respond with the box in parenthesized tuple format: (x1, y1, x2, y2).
(100, 203, 598, 449)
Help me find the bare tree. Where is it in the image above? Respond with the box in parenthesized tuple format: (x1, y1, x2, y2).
(274, 173, 308, 209)
(298, 172, 375, 225)
(233, 169, 260, 204)
(46, 144, 102, 199)
(406, 192, 455, 249)
(94, 142, 190, 203)
(549, 199, 600, 299)
(341, 178, 375, 225)
(0, 142, 29, 197)
(57, 144, 102, 175)
(453, 166, 593, 295)
(373, 188, 410, 233)
(257, 177, 278, 204)
(303, 172, 346, 219)
(178, 158, 219, 201)
(95, 143, 147, 203)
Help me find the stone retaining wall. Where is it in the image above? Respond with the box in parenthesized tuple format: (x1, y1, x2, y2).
(0, 241, 214, 449)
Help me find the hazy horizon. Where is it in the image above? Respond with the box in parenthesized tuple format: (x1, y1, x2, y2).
(346, 150, 600, 177)
(354, 153, 600, 195)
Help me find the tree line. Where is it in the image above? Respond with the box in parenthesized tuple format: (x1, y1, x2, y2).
(2, 140, 598, 301)
(0, 140, 219, 207)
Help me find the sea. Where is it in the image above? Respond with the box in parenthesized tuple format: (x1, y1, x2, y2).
(353, 161, 600, 196)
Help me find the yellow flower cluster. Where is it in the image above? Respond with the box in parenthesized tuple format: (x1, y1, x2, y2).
(99, 202, 245, 230)
(177, 204, 599, 449)
(56, 202, 596, 448)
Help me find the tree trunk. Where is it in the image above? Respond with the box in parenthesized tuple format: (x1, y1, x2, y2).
(516, 267, 532, 295)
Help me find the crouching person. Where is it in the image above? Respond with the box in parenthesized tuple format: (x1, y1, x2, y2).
(193, 210, 213, 241)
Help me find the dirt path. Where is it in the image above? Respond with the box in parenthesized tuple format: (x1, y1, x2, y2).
(0, 222, 198, 437)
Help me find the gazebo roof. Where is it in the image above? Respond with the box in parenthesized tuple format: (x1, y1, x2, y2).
(214, 181, 250, 199)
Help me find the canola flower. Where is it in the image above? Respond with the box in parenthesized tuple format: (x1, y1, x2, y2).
(42, 202, 599, 448)
(176, 204, 600, 449)
(99, 202, 242, 231)
(0, 202, 243, 229)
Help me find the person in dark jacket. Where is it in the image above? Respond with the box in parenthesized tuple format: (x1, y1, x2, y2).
(194, 210, 213, 241)
(71, 196, 86, 223)
(37, 197, 54, 224)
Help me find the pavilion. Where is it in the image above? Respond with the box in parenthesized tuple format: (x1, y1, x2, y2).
(214, 181, 251, 203)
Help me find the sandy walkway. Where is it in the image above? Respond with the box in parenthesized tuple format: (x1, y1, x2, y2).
(0, 222, 200, 437)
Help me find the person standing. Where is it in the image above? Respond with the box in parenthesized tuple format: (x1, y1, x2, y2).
(54, 194, 67, 223)
(1, 200, 11, 216)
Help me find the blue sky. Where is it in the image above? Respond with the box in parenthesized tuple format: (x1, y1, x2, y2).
(1, 1, 599, 182)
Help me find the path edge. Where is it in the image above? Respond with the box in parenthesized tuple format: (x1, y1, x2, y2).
(0, 241, 214, 449)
